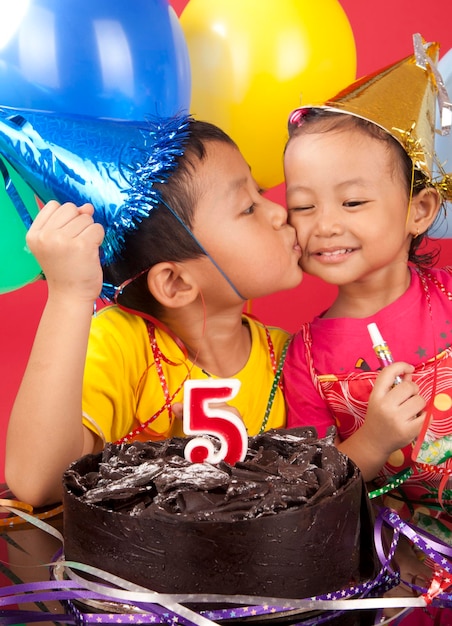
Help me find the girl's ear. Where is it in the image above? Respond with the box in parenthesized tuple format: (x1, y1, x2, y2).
(147, 262, 199, 309)
(410, 187, 442, 237)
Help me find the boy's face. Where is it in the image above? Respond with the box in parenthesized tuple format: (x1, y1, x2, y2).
(284, 126, 411, 288)
(190, 141, 303, 301)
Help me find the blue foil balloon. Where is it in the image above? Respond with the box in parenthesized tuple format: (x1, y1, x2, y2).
(0, 0, 191, 120)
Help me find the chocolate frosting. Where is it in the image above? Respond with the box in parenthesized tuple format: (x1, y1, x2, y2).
(64, 428, 349, 521)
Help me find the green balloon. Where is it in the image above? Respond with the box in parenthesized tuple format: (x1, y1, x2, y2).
(0, 159, 42, 294)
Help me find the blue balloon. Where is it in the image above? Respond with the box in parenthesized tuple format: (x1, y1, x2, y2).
(0, 0, 191, 120)
(433, 48, 452, 237)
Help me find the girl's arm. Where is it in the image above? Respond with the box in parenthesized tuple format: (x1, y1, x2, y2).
(337, 362, 426, 481)
(5, 201, 105, 506)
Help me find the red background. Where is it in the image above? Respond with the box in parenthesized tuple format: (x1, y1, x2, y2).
(1, 0, 452, 482)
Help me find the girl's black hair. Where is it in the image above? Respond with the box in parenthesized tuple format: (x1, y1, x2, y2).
(103, 120, 237, 316)
(287, 109, 442, 268)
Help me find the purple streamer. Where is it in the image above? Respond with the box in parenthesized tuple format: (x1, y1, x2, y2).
(3, 506, 452, 625)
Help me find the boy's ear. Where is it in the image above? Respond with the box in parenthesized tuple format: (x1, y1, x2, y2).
(146, 262, 199, 309)
(410, 188, 442, 236)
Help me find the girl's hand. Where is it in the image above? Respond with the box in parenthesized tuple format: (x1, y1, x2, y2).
(26, 201, 105, 302)
(362, 361, 426, 457)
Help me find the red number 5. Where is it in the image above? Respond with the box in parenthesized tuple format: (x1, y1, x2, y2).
(183, 379, 247, 466)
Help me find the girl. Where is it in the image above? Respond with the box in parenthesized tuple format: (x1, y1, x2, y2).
(283, 40, 452, 545)
(6, 116, 303, 506)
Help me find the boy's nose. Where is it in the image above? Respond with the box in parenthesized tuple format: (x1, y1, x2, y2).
(266, 197, 288, 226)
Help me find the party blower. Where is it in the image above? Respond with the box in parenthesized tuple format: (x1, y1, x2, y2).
(367, 323, 403, 385)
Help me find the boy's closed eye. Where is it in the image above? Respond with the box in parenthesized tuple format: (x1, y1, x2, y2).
(242, 187, 269, 215)
(242, 203, 256, 215)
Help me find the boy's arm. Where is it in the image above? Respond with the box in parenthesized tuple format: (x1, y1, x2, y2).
(337, 362, 426, 481)
(5, 201, 105, 507)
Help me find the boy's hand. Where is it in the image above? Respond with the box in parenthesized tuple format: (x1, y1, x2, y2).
(26, 201, 105, 301)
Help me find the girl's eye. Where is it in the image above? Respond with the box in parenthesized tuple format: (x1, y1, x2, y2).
(344, 200, 367, 208)
(243, 203, 256, 215)
(288, 206, 314, 213)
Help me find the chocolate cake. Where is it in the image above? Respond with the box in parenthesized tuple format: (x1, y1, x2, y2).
(62, 427, 376, 606)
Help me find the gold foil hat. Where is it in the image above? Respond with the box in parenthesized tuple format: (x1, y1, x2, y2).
(289, 34, 452, 198)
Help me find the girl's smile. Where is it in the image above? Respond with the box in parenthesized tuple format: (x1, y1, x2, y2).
(308, 246, 356, 263)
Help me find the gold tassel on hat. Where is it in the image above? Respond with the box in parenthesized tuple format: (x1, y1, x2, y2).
(289, 34, 452, 202)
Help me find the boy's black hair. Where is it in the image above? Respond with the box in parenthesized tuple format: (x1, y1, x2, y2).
(287, 109, 442, 268)
(102, 120, 237, 316)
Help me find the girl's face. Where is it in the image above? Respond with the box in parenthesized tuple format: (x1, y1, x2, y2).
(191, 141, 303, 301)
(284, 125, 412, 288)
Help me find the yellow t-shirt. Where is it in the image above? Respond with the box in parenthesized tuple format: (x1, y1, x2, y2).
(82, 306, 291, 444)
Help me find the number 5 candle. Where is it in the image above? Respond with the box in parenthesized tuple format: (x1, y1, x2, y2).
(183, 379, 248, 465)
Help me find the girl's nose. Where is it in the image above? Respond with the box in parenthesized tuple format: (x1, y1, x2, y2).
(314, 206, 343, 237)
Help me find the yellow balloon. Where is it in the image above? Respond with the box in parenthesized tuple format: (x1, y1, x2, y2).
(181, 0, 356, 188)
